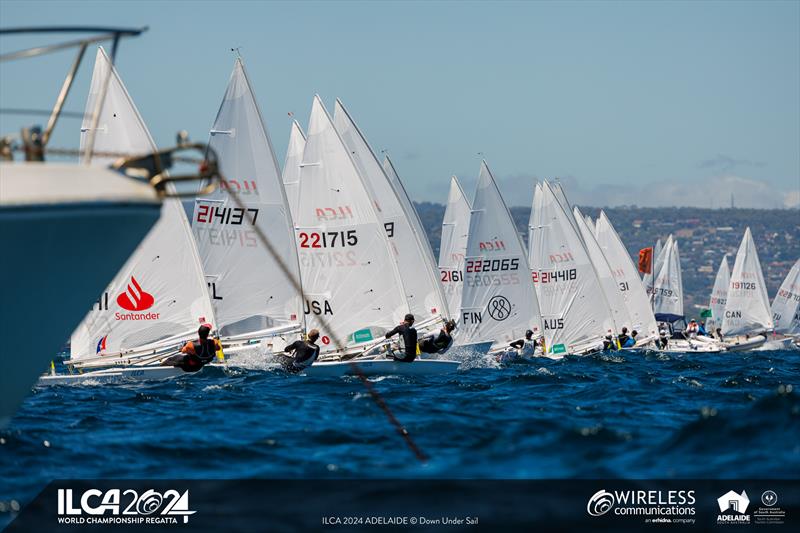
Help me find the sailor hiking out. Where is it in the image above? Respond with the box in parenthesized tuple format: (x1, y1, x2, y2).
(419, 319, 457, 354)
(385, 314, 419, 362)
(162, 324, 219, 373)
(283, 329, 321, 372)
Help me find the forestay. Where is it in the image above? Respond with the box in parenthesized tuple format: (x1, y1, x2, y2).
(594, 211, 658, 340)
(574, 207, 631, 333)
(772, 258, 800, 336)
(334, 100, 447, 321)
(706, 255, 730, 333)
(282, 120, 306, 223)
(722, 228, 773, 336)
(294, 96, 408, 351)
(529, 181, 614, 354)
(71, 47, 215, 360)
(439, 176, 472, 321)
(459, 162, 542, 345)
(652, 237, 683, 322)
(192, 59, 302, 338)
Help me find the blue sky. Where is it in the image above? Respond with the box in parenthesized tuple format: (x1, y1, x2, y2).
(1, 0, 798, 208)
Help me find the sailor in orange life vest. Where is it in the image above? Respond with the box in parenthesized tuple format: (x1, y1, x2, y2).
(162, 323, 219, 372)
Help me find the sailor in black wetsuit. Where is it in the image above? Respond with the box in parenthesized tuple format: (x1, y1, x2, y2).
(419, 319, 457, 354)
(283, 329, 320, 372)
(385, 314, 418, 362)
(617, 327, 631, 348)
(162, 324, 218, 372)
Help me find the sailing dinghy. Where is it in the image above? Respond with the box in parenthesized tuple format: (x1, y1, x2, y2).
(333, 99, 449, 334)
(764, 258, 800, 350)
(528, 181, 615, 356)
(292, 96, 458, 376)
(594, 211, 659, 345)
(40, 48, 216, 384)
(651, 237, 722, 352)
(720, 228, 772, 351)
(192, 58, 303, 358)
(459, 162, 543, 359)
(706, 255, 730, 336)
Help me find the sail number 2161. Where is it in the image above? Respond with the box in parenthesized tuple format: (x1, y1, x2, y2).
(299, 230, 358, 248)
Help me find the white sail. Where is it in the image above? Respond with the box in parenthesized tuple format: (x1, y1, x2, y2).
(71, 48, 215, 360)
(333, 99, 447, 321)
(722, 227, 773, 335)
(529, 180, 615, 354)
(652, 237, 684, 321)
(282, 120, 306, 223)
(294, 96, 408, 350)
(594, 211, 658, 340)
(772, 258, 800, 336)
(646, 236, 670, 300)
(459, 161, 542, 345)
(382, 155, 450, 317)
(439, 176, 472, 320)
(706, 255, 730, 333)
(192, 58, 302, 338)
(574, 206, 632, 333)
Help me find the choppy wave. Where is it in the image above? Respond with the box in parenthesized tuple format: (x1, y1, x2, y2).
(1, 349, 799, 515)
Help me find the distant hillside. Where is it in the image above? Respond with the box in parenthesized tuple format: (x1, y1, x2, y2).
(414, 203, 800, 313)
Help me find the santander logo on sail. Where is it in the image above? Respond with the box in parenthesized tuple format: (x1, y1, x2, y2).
(115, 276, 160, 321)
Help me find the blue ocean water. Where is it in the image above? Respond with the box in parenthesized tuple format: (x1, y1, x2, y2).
(1, 349, 799, 521)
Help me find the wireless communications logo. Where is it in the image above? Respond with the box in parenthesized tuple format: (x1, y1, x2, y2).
(57, 488, 196, 526)
(586, 488, 696, 524)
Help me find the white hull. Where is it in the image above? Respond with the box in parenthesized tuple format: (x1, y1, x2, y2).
(302, 359, 460, 377)
(659, 338, 725, 353)
(38, 365, 190, 386)
(755, 337, 798, 351)
(1, 164, 160, 426)
(723, 334, 767, 352)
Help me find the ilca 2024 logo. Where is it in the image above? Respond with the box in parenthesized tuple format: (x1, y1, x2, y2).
(57, 487, 195, 526)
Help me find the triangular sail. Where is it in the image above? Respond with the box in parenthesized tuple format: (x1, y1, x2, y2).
(722, 228, 773, 335)
(192, 59, 302, 338)
(652, 237, 683, 321)
(646, 236, 670, 300)
(594, 211, 658, 340)
(772, 258, 800, 335)
(529, 181, 615, 354)
(294, 96, 408, 350)
(706, 255, 730, 333)
(459, 162, 542, 345)
(382, 155, 450, 317)
(282, 120, 306, 222)
(574, 206, 631, 333)
(71, 48, 215, 360)
(439, 176, 472, 320)
(333, 100, 447, 321)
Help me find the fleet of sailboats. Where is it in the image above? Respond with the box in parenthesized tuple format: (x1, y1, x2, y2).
(38, 50, 800, 384)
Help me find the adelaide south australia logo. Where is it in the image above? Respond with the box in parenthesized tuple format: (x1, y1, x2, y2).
(717, 490, 750, 524)
(115, 276, 160, 321)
